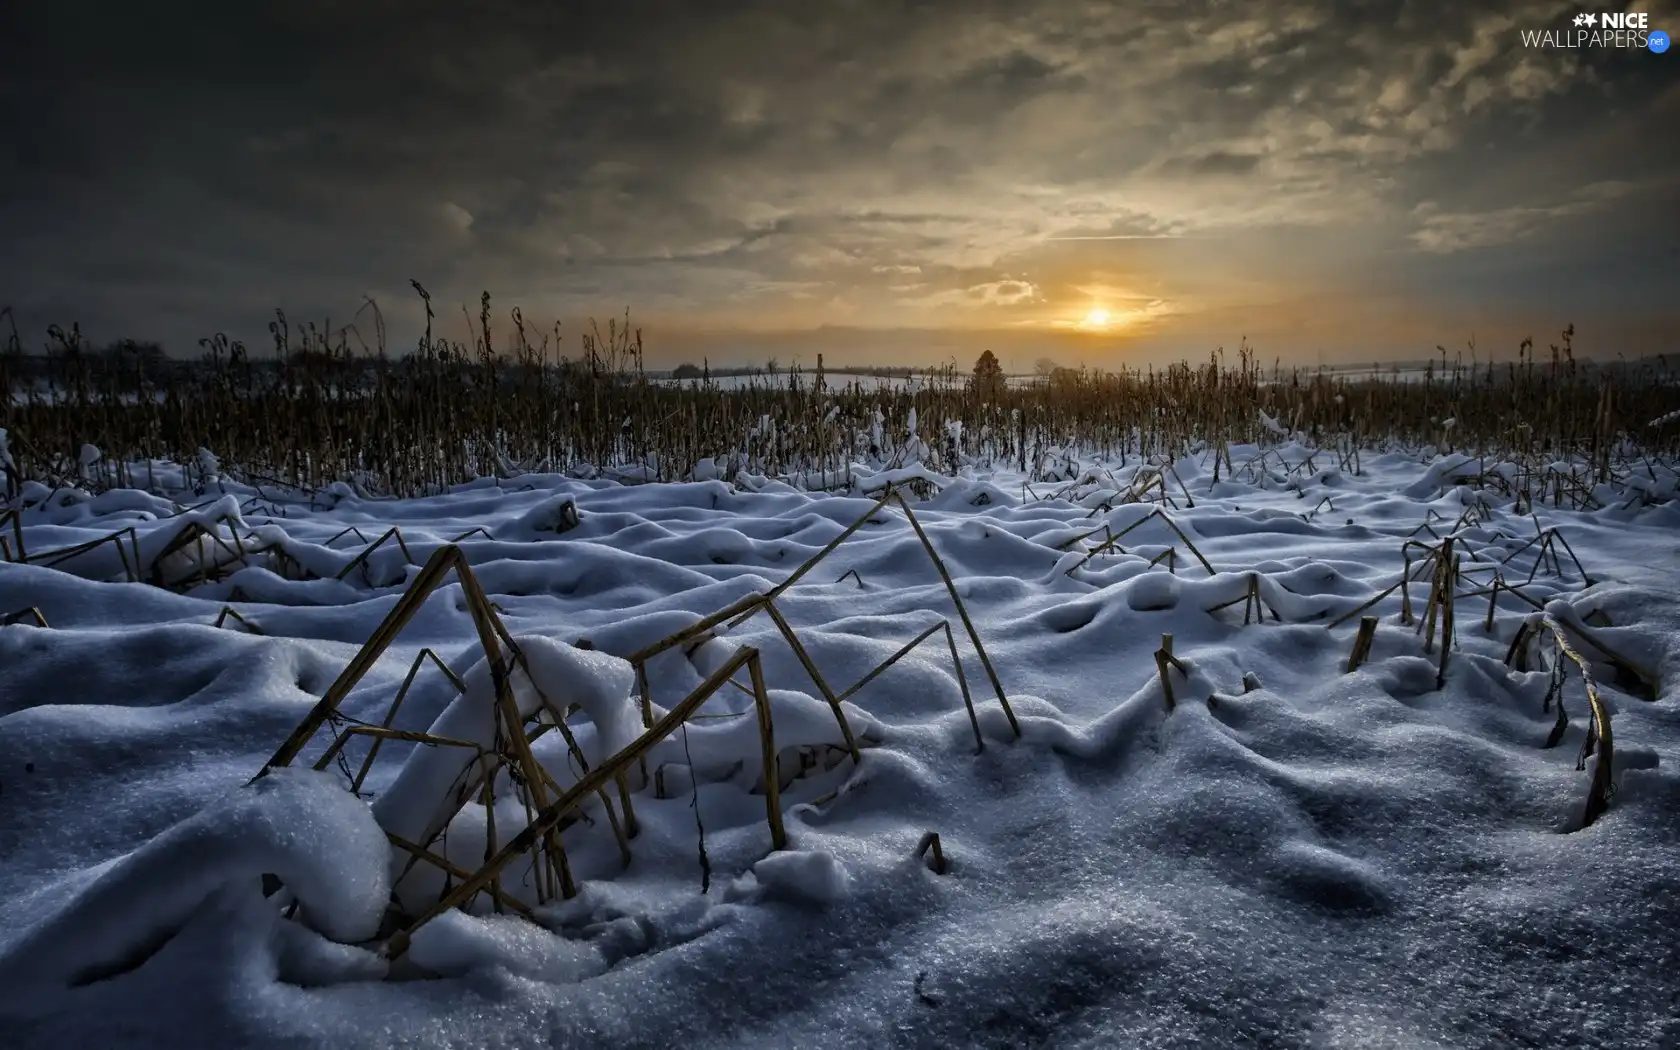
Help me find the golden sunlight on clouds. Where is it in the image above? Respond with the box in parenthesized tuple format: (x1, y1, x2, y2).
(1023, 284, 1178, 337)
(9, 0, 1671, 367)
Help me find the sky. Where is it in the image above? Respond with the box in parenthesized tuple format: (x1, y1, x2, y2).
(2, 0, 1677, 369)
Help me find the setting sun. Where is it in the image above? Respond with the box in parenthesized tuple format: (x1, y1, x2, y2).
(1080, 307, 1110, 330)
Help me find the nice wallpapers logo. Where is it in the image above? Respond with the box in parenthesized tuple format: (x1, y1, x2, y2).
(1520, 11, 1669, 51)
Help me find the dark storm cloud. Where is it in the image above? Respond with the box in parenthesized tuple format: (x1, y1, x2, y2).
(1162, 151, 1266, 177)
(1, 0, 1674, 359)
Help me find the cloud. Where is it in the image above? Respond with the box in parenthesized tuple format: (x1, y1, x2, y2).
(964, 279, 1042, 306)
(439, 202, 475, 234)
(1409, 181, 1638, 253)
(0, 0, 1673, 361)
(1161, 151, 1266, 177)
(906, 277, 1045, 310)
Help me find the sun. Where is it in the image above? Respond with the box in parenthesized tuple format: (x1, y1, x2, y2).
(1080, 307, 1110, 330)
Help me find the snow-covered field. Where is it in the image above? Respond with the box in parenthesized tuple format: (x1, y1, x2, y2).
(1, 446, 1678, 1049)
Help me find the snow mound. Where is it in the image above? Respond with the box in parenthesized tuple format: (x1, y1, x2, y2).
(1126, 571, 1182, 611)
(406, 910, 607, 983)
(743, 850, 850, 906)
(512, 496, 580, 536)
(0, 768, 388, 994)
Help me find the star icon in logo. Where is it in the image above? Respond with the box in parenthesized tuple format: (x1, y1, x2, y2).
(1584, 12, 1598, 25)
(1574, 12, 1588, 25)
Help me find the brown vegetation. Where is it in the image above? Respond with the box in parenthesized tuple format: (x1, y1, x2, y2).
(2, 297, 1676, 501)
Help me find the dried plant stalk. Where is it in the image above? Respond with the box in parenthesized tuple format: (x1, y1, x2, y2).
(256, 545, 477, 775)
(1539, 617, 1616, 828)
(762, 598, 860, 762)
(351, 647, 466, 793)
(916, 831, 948, 874)
(0, 509, 24, 562)
(746, 651, 788, 851)
(1155, 648, 1177, 711)
(1346, 616, 1378, 672)
(383, 645, 761, 959)
(213, 606, 261, 633)
(385, 832, 534, 919)
(334, 526, 417, 585)
(891, 492, 1020, 737)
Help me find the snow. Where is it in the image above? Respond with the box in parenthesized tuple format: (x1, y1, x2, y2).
(0, 768, 390, 1000)
(1, 443, 1678, 1047)
(406, 910, 608, 983)
(737, 849, 851, 906)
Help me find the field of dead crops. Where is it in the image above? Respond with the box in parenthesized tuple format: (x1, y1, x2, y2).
(1, 315, 1678, 1048)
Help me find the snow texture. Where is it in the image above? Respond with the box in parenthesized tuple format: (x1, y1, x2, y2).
(1, 444, 1678, 1048)
(0, 769, 389, 1002)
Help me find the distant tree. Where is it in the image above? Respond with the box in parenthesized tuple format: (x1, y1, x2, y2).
(1034, 357, 1059, 377)
(971, 350, 1004, 397)
(672, 362, 703, 380)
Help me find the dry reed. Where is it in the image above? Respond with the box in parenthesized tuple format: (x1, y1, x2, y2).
(3, 309, 1674, 501)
